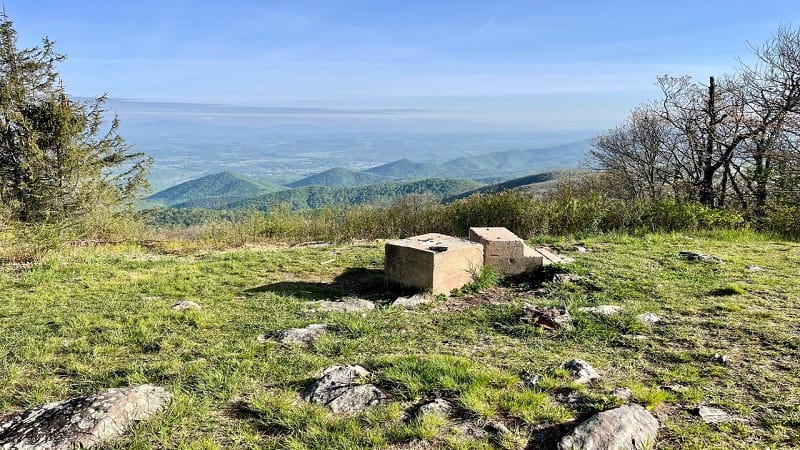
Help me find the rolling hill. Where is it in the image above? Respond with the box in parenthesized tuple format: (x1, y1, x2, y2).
(287, 167, 388, 188)
(146, 172, 281, 207)
(442, 140, 591, 175)
(444, 171, 568, 202)
(362, 159, 450, 179)
(213, 178, 484, 212)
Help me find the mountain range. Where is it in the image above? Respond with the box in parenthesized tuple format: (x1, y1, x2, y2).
(145, 139, 591, 211)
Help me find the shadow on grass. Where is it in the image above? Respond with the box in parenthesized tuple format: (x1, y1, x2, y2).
(245, 267, 411, 302)
(526, 421, 578, 449)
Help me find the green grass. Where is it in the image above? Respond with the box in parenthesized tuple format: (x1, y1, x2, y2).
(0, 231, 799, 448)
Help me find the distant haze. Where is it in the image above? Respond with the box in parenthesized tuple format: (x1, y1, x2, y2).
(11, 1, 799, 131)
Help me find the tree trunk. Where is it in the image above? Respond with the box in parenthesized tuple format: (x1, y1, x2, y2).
(700, 76, 717, 206)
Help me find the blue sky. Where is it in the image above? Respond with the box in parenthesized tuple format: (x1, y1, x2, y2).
(7, 0, 800, 130)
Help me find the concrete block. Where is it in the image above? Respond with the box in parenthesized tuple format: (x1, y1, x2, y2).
(385, 233, 483, 295)
(469, 227, 542, 275)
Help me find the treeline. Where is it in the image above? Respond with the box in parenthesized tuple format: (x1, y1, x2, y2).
(220, 178, 484, 211)
(591, 26, 800, 225)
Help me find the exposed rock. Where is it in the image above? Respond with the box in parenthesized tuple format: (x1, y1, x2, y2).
(302, 365, 383, 413)
(278, 324, 329, 345)
(578, 305, 623, 316)
(696, 406, 743, 424)
(562, 359, 601, 385)
(521, 372, 540, 388)
(386, 440, 435, 450)
(637, 312, 661, 325)
(621, 334, 650, 342)
(0, 385, 172, 449)
(450, 419, 519, 445)
(660, 384, 689, 394)
(325, 384, 383, 414)
(746, 265, 764, 272)
(392, 294, 432, 308)
(414, 398, 452, 419)
(558, 404, 659, 450)
(679, 251, 722, 262)
(521, 303, 574, 331)
(553, 273, 584, 284)
(171, 300, 201, 311)
(318, 297, 376, 313)
(611, 387, 633, 402)
(576, 246, 587, 253)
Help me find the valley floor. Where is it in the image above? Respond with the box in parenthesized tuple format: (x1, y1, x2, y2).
(0, 232, 798, 449)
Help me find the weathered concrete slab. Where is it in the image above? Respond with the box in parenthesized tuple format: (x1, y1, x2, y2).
(385, 233, 483, 295)
(526, 246, 575, 265)
(469, 227, 542, 275)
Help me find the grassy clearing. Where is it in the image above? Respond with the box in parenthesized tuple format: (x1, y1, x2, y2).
(0, 231, 798, 449)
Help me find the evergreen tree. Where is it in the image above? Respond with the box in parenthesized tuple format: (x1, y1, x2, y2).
(0, 13, 151, 223)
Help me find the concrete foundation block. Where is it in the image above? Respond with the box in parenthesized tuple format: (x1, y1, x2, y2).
(385, 233, 484, 295)
(469, 227, 543, 275)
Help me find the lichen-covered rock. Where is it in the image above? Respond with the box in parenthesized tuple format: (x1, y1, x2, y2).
(611, 387, 633, 402)
(0, 385, 172, 449)
(392, 294, 432, 308)
(302, 365, 383, 413)
(279, 324, 329, 345)
(416, 398, 452, 418)
(697, 406, 734, 424)
(325, 384, 383, 414)
(171, 300, 201, 311)
(578, 305, 623, 316)
(558, 404, 659, 450)
(636, 312, 660, 325)
(318, 298, 376, 313)
(521, 303, 574, 330)
(562, 359, 602, 385)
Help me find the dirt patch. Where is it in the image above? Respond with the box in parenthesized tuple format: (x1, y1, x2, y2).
(436, 284, 535, 312)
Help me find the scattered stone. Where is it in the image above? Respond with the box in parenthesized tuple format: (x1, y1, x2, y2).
(557, 404, 659, 450)
(292, 241, 332, 248)
(450, 419, 520, 446)
(562, 359, 601, 385)
(302, 365, 383, 414)
(637, 312, 661, 325)
(451, 419, 490, 440)
(553, 273, 584, 284)
(576, 246, 587, 253)
(386, 440, 435, 450)
(621, 334, 650, 342)
(415, 398, 452, 418)
(326, 384, 384, 414)
(0, 385, 172, 449)
(171, 300, 201, 311)
(318, 297, 376, 313)
(679, 251, 722, 262)
(521, 303, 574, 331)
(611, 387, 633, 402)
(278, 324, 329, 345)
(746, 265, 764, 272)
(697, 406, 736, 424)
(660, 384, 689, 394)
(578, 305, 623, 316)
(521, 372, 540, 388)
(391, 293, 433, 308)
(554, 391, 584, 404)
(713, 353, 729, 364)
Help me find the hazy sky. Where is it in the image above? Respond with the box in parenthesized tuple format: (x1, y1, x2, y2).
(7, 0, 800, 130)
